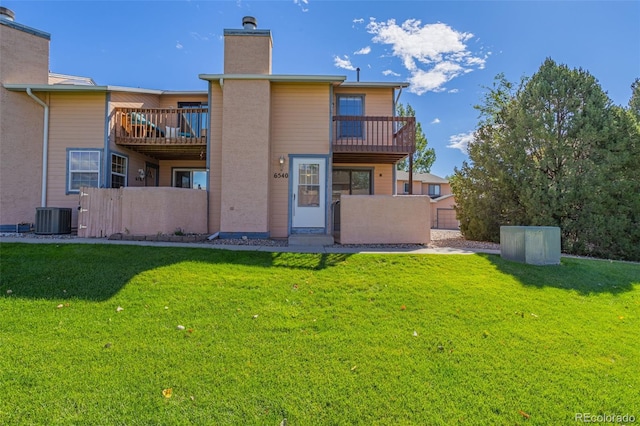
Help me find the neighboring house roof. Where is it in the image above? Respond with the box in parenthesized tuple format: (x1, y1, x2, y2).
(396, 171, 449, 184)
(48, 72, 96, 86)
(431, 193, 455, 202)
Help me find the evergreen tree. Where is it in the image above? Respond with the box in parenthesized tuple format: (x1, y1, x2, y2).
(452, 59, 640, 260)
(629, 78, 640, 120)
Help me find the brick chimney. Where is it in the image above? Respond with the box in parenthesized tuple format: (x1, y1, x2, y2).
(223, 16, 272, 74)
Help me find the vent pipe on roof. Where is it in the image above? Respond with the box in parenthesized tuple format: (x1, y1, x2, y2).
(0, 7, 16, 21)
(242, 16, 257, 30)
(356, 67, 360, 82)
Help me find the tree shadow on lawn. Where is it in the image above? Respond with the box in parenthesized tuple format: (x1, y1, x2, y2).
(0, 243, 351, 302)
(480, 253, 640, 295)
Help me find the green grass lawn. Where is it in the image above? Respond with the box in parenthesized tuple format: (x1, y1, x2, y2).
(1, 243, 638, 425)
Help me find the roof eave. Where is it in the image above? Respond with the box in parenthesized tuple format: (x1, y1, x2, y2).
(3, 83, 206, 95)
(338, 81, 410, 89)
(199, 74, 347, 84)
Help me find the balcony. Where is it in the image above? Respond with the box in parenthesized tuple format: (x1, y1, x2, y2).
(332, 116, 416, 164)
(113, 107, 208, 160)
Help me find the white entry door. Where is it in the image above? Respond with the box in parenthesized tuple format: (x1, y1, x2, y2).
(291, 157, 326, 229)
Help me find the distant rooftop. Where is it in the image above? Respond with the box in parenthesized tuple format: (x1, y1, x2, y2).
(48, 72, 96, 86)
(396, 171, 449, 183)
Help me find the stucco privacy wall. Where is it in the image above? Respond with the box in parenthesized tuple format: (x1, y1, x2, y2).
(339, 195, 431, 244)
(220, 79, 271, 234)
(269, 82, 332, 238)
(120, 187, 207, 235)
(0, 20, 49, 226)
(78, 187, 207, 237)
(46, 92, 107, 227)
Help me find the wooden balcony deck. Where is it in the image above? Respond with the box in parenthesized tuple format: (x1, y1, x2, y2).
(113, 107, 207, 160)
(332, 116, 416, 163)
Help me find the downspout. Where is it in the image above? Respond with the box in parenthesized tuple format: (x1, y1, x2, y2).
(394, 87, 403, 111)
(26, 88, 49, 207)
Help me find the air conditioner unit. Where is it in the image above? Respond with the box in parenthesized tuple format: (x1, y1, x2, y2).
(35, 207, 72, 235)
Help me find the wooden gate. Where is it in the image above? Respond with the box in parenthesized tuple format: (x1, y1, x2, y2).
(77, 187, 123, 238)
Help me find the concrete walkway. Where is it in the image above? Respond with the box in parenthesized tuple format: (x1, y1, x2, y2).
(0, 236, 501, 256)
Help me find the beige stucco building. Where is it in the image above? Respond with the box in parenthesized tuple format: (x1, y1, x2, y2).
(1, 11, 433, 244)
(396, 171, 459, 229)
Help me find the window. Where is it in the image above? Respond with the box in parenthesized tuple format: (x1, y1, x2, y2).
(173, 168, 207, 190)
(336, 95, 364, 138)
(428, 184, 441, 197)
(332, 169, 372, 202)
(68, 150, 100, 192)
(178, 102, 208, 137)
(403, 182, 410, 194)
(297, 163, 320, 207)
(111, 153, 127, 188)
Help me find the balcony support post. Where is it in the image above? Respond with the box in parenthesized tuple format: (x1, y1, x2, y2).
(408, 155, 413, 195)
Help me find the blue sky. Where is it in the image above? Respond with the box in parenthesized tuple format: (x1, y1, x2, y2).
(3, 0, 639, 178)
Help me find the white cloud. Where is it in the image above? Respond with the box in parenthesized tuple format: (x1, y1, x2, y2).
(334, 55, 356, 71)
(431, 118, 441, 124)
(382, 69, 401, 77)
(294, 0, 309, 12)
(366, 18, 486, 94)
(448, 88, 459, 93)
(190, 32, 209, 41)
(353, 18, 365, 24)
(408, 61, 465, 95)
(447, 131, 475, 154)
(354, 46, 371, 55)
(176, 41, 183, 50)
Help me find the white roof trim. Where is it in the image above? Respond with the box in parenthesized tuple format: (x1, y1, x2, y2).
(199, 73, 347, 84)
(3, 84, 206, 95)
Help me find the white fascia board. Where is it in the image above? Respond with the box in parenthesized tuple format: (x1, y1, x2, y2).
(199, 74, 346, 84)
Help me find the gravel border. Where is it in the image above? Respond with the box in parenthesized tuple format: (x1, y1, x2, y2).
(1, 229, 498, 251)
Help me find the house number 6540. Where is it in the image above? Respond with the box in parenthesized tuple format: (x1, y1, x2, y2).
(273, 173, 289, 179)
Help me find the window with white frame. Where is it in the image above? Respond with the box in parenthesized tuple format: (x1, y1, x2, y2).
(68, 150, 100, 192)
(111, 153, 127, 188)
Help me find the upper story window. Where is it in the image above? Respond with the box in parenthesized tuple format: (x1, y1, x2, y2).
(428, 184, 441, 198)
(336, 95, 364, 138)
(68, 149, 100, 193)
